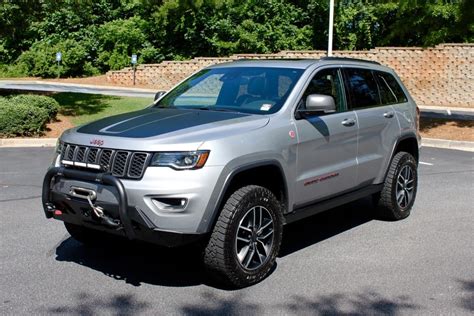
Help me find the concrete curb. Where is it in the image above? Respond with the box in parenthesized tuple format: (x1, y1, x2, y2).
(418, 105, 474, 113)
(421, 138, 474, 152)
(1, 137, 473, 152)
(0, 138, 57, 148)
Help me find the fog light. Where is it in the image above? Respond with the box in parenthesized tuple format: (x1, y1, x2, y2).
(152, 197, 188, 211)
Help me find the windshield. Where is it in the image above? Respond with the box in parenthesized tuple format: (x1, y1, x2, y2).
(154, 67, 304, 114)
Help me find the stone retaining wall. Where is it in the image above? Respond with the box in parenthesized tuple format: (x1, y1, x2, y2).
(106, 44, 474, 107)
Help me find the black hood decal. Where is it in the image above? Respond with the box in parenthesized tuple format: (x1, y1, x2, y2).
(77, 108, 249, 138)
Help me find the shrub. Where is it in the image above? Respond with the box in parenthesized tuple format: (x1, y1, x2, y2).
(0, 63, 28, 78)
(0, 101, 49, 137)
(9, 95, 60, 121)
(16, 38, 90, 78)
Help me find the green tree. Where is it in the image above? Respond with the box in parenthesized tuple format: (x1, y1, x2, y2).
(385, 0, 469, 46)
(97, 16, 158, 70)
(0, 1, 44, 62)
(149, 0, 313, 59)
(0, 0, 472, 78)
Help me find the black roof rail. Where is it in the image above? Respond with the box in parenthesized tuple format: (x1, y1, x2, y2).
(320, 56, 381, 65)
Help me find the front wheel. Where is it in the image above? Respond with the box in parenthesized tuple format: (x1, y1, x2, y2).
(203, 185, 283, 288)
(374, 151, 418, 220)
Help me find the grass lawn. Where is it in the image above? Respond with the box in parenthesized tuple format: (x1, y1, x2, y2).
(51, 92, 153, 126)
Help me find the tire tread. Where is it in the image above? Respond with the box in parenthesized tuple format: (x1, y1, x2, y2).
(203, 185, 282, 288)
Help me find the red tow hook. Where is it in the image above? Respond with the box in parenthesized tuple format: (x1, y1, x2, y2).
(54, 210, 63, 216)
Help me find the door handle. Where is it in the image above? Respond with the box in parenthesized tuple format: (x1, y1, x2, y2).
(341, 118, 356, 127)
(384, 111, 394, 118)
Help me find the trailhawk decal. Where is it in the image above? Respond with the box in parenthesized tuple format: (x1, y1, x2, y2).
(304, 172, 339, 186)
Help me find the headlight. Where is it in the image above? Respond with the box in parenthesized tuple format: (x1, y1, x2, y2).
(52, 140, 63, 165)
(150, 151, 210, 170)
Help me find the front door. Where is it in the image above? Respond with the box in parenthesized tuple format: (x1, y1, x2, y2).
(294, 67, 358, 207)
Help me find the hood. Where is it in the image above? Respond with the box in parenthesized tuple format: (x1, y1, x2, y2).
(76, 107, 268, 139)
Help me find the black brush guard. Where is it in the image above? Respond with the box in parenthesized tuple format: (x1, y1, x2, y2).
(42, 167, 135, 240)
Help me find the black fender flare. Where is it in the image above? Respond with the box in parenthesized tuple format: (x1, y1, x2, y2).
(391, 132, 419, 161)
(196, 160, 289, 233)
(379, 133, 419, 183)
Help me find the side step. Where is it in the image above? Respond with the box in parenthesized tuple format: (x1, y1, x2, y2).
(284, 184, 382, 224)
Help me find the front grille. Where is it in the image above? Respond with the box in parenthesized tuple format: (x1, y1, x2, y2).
(76, 146, 86, 162)
(112, 151, 130, 177)
(60, 143, 150, 179)
(87, 148, 99, 164)
(66, 145, 76, 161)
(128, 153, 148, 178)
(99, 149, 114, 170)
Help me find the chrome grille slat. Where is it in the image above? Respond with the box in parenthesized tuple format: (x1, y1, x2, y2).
(60, 144, 67, 160)
(86, 148, 99, 164)
(99, 149, 115, 172)
(66, 145, 76, 161)
(128, 153, 149, 178)
(60, 143, 148, 179)
(76, 146, 87, 162)
(112, 151, 130, 177)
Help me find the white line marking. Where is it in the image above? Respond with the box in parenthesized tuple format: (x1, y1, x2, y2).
(419, 162, 434, 166)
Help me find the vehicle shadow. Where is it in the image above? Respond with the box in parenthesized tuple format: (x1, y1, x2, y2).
(54, 197, 376, 288)
(55, 237, 207, 287)
(279, 196, 374, 257)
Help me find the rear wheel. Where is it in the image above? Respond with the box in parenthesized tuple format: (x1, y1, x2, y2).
(374, 151, 418, 220)
(203, 185, 283, 288)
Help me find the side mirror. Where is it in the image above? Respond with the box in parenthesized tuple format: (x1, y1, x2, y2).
(296, 94, 336, 119)
(154, 91, 166, 101)
(306, 94, 336, 113)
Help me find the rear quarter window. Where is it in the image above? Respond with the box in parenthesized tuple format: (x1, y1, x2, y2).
(376, 71, 408, 104)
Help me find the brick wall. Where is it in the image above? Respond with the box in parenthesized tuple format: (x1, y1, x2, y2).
(106, 44, 474, 107)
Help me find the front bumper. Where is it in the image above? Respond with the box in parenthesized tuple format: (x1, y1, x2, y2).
(42, 167, 206, 247)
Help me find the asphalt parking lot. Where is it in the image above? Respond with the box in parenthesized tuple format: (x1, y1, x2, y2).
(0, 146, 473, 315)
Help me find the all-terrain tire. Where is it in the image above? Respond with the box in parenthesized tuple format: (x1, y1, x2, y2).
(375, 151, 418, 220)
(203, 185, 283, 288)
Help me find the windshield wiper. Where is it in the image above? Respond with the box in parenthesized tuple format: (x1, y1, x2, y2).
(154, 105, 175, 109)
(195, 106, 243, 113)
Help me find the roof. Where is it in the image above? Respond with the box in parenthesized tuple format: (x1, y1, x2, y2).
(209, 57, 386, 70)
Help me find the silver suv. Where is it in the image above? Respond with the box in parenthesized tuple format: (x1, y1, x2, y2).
(42, 58, 420, 287)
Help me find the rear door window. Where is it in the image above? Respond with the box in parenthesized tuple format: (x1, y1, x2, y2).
(343, 68, 381, 109)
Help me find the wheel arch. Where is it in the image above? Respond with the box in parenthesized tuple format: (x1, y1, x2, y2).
(375, 133, 419, 184)
(199, 160, 289, 233)
(393, 134, 419, 163)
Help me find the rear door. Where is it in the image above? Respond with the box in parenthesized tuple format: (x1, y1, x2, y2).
(294, 67, 358, 206)
(342, 67, 400, 186)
